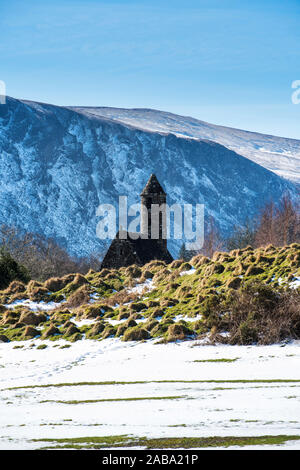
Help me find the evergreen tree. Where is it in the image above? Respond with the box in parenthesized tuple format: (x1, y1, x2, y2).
(226, 219, 256, 250)
(179, 242, 197, 261)
(0, 247, 30, 290)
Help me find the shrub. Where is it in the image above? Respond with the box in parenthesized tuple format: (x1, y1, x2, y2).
(232, 320, 259, 345)
(0, 248, 30, 290)
(224, 283, 300, 345)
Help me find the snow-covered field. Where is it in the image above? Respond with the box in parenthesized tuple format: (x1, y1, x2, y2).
(1, 338, 300, 450)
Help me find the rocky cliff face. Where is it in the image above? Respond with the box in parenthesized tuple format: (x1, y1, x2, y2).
(0, 97, 297, 258)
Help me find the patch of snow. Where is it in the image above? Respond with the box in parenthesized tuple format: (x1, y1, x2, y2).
(289, 277, 300, 289)
(278, 276, 300, 289)
(4, 299, 65, 312)
(127, 279, 155, 294)
(179, 268, 196, 276)
(174, 314, 202, 323)
(89, 293, 100, 303)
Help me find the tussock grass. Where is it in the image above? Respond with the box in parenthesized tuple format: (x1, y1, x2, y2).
(1, 243, 299, 343)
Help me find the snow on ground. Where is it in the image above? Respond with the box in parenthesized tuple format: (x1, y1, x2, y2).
(4, 299, 65, 311)
(289, 277, 300, 289)
(180, 268, 196, 276)
(127, 279, 155, 294)
(1, 338, 300, 450)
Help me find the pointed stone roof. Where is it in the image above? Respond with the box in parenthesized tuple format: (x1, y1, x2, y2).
(140, 174, 166, 196)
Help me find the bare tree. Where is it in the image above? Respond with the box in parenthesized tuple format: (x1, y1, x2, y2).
(255, 193, 299, 247)
(199, 216, 224, 258)
(0, 225, 103, 282)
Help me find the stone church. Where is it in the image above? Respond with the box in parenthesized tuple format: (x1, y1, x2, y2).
(101, 174, 173, 269)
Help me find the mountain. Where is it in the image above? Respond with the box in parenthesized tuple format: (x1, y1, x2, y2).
(70, 106, 300, 183)
(0, 97, 297, 258)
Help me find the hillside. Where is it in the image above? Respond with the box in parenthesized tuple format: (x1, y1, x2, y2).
(70, 106, 300, 183)
(0, 97, 297, 258)
(1, 243, 299, 346)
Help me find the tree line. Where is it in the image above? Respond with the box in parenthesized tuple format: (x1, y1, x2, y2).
(180, 193, 300, 260)
(0, 193, 299, 286)
(0, 225, 103, 284)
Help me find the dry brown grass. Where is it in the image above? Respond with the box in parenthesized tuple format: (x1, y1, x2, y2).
(44, 277, 67, 292)
(65, 285, 91, 308)
(102, 289, 139, 307)
(4, 281, 26, 295)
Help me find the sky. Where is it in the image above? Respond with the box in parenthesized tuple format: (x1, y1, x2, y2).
(0, 0, 300, 138)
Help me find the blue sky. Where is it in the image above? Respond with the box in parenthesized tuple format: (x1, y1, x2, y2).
(1, 0, 300, 138)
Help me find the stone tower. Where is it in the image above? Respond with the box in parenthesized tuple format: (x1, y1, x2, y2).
(140, 173, 167, 249)
(100, 174, 173, 269)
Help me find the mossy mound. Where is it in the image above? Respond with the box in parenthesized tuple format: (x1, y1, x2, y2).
(166, 322, 194, 342)
(65, 285, 91, 308)
(85, 321, 105, 339)
(42, 324, 61, 339)
(26, 280, 49, 301)
(0, 243, 299, 344)
(4, 281, 26, 295)
(44, 277, 68, 292)
(19, 311, 47, 326)
(123, 326, 150, 342)
(23, 326, 40, 338)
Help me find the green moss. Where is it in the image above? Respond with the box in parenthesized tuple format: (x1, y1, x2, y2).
(193, 358, 239, 363)
(151, 319, 174, 338)
(85, 321, 105, 339)
(101, 325, 117, 339)
(2, 326, 25, 341)
(40, 395, 184, 405)
(2, 244, 299, 344)
(32, 434, 300, 450)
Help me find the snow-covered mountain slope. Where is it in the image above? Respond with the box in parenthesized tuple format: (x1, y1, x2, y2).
(0, 97, 297, 258)
(70, 107, 300, 184)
